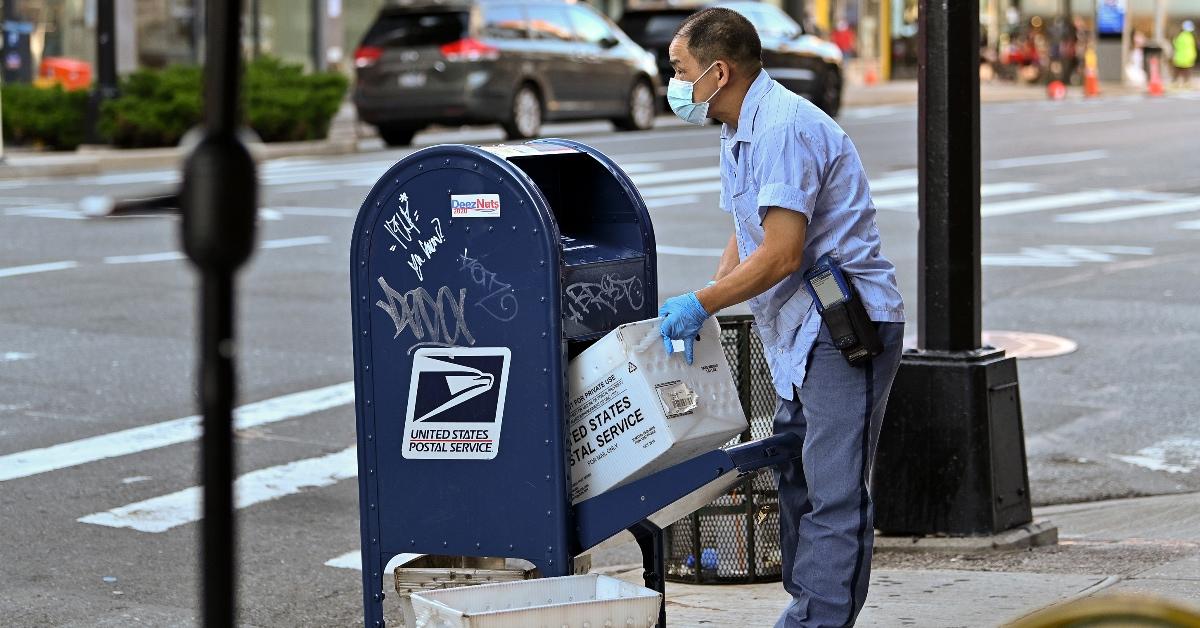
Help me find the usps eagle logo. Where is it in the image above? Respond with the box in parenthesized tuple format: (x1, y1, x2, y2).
(402, 347, 511, 459)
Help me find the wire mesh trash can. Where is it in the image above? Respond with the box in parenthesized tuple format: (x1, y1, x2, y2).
(664, 315, 784, 584)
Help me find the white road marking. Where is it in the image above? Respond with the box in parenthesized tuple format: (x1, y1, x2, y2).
(5, 205, 86, 220)
(79, 447, 357, 533)
(0, 382, 354, 483)
(1056, 197, 1200, 223)
(0, 260, 79, 278)
(616, 162, 662, 174)
(2, 352, 35, 362)
(982, 189, 1127, 217)
(103, 251, 186, 265)
(1053, 110, 1134, 125)
(260, 235, 332, 249)
(631, 166, 721, 186)
(639, 180, 723, 198)
(103, 236, 331, 265)
(325, 551, 423, 572)
(281, 182, 341, 193)
(985, 150, 1109, 170)
(273, 206, 358, 218)
(983, 245, 1153, 268)
(869, 174, 919, 193)
(1111, 437, 1200, 474)
(645, 195, 700, 209)
(873, 182, 1039, 212)
(1175, 219, 1200, 230)
(656, 245, 724, 257)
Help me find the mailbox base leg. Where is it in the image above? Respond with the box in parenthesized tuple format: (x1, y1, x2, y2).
(628, 519, 667, 628)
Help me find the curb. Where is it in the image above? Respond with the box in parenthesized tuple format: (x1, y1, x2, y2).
(0, 137, 362, 181)
(874, 519, 1060, 553)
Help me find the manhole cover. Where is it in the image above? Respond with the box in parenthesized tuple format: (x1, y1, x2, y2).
(902, 331, 1077, 359)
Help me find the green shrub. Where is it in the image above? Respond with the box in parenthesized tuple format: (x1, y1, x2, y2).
(99, 56, 348, 148)
(245, 56, 348, 143)
(100, 65, 203, 148)
(0, 83, 89, 150)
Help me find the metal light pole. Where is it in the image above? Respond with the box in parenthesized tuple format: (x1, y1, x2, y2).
(86, 0, 118, 144)
(872, 0, 1034, 536)
(180, 0, 257, 625)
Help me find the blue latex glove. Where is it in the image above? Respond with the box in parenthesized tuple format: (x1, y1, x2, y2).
(659, 292, 710, 364)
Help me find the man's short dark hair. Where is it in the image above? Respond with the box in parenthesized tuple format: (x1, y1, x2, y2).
(674, 7, 763, 73)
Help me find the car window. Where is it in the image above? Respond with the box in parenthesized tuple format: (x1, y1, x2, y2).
(481, 4, 528, 40)
(619, 13, 689, 42)
(568, 5, 615, 45)
(363, 11, 469, 47)
(527, 5, 576, 42)
(740, 5, 802, 40)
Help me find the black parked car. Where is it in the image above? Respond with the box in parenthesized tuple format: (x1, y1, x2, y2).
(353, 0, 661, 146)
(618, 1, 844, 117)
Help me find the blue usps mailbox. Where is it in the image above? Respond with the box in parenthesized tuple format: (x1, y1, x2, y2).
(351, 140, 799, 627)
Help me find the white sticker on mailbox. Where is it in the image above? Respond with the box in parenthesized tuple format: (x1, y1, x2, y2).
(402, 347, 511, 460)
(450, 194, 501, 219)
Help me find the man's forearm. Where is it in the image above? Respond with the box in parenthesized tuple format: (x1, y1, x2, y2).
(696, 246, 797, 313)
(713, 233, 739, 281)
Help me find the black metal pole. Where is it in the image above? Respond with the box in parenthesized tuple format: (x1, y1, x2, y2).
(180, 0, 257, 625)
(86, 0, 118, 143)
(871, 0, 1035, 537)
(916, 0, 981, 352)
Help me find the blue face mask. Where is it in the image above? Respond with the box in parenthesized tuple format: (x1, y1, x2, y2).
(667, 62, 721, 125)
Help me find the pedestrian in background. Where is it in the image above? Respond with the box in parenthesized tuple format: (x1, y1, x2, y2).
(832, 20, 856, 58)
(1173, 21, 1197, 87)
(657, 7, 905, 627)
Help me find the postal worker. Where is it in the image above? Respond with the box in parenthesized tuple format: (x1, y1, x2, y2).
(657, 8, 906, 627)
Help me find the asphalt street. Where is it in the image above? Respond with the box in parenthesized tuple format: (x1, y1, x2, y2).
(2, 92, 1199, 626)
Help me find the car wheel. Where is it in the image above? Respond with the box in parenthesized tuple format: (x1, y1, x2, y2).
(818, 68, 842, 118)
(378, 124, 418, 147)
(502, 85, 542, 140)
(613, 80, 656, 131)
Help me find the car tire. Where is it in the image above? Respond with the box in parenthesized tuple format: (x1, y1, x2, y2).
(502, 84, 542, 140)
(612, 79, 656, 131)
(378, 125, 418, 147)
(817, 68, 842, 118)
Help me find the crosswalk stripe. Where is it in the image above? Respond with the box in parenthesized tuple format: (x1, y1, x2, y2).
(645, 195, 700, 209)
(983, 189, 1126, 217)
(101, 236, 331, 265)
(0, 382, 355, 483)
(79, 447, 358, 533)
(873, 182, 1039, 212)
(656, 245, 724, 257)
(631, 166, 720, 186)
(640, 180, 724, 198)
(870, 175, 918, 193)
(1056, 197, 1200, 223)
(325, 551, 422, 572)
(985, 150, 1109, 170)
(1175, 220, 1200, 230)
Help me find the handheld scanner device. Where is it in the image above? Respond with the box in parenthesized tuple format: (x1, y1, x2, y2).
(802, 253, 883, 366)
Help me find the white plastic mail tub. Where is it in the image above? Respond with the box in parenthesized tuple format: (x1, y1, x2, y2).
(407, 574, 662, 628)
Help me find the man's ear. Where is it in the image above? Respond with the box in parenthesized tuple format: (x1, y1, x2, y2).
(716, 61, 731, 88)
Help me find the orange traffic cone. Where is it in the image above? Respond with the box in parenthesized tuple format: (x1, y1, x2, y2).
(1083, 48, 1101, 97)
(1147, 56, 1165, 96)
(1047, 79, 1067, 100)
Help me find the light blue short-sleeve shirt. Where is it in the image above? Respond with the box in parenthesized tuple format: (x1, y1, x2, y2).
(719, 70, 904, 399)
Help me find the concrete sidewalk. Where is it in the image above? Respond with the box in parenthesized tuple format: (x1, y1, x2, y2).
(601, 491, 1200, 626)
(0, 79, 1100, 181)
